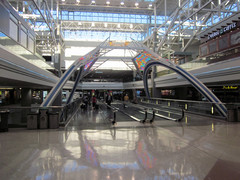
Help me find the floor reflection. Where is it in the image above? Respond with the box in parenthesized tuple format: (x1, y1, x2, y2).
(0, 110, 240, 180)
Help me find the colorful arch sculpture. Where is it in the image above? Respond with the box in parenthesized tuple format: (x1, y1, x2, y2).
(41, 38, 227, 118)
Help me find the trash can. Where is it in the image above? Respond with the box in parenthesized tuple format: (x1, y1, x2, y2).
(39, 109, 48, 129)
(48, 112, 59, 129)
(0, 110, 9, 132)
(27, 113, 38, 129)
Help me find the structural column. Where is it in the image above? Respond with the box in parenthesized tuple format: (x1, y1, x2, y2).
(51, 53, 62, 106)
(21, 88, 32, 123)
(21, 88, 32, 106)
(151, 3, 158, 97)
(132, 70, 137, 102)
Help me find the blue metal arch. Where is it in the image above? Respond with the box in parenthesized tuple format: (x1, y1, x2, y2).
(143, 60, 227, 117)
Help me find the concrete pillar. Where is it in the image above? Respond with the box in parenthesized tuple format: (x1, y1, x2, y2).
(9, 89, 14, 104)
(21, 88, 32, 106)
(21, 88, 32, 123)
(39, 90, 43, 104)
(53, 53, 61, 77)
(151, 30, 157, 98)
(154, 87, 162, 98)
(132, 70, 137, 102)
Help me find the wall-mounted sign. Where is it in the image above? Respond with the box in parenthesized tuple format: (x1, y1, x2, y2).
(222, 86, 238, 90)
(208, 22, 238, 40)
(219, 22, 237, 35)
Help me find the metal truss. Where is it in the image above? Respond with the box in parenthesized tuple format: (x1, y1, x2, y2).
(80, 49, 113, 78)
(58, 1, 154, 16)
(144, 0, 240, 56)
(9, 0, 64, 55)
(61, 21, 146, 33)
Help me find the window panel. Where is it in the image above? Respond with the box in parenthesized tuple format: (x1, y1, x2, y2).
(113, 17, 118, 22)
(74, 16, 80, 20)
(74, 12, 80, 16)
(9, 19, 18, 41)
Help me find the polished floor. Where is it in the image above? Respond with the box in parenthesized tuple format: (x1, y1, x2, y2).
(0, 106, 240, 180)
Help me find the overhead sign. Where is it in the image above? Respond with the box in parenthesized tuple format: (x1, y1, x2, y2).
(223, 86, 238, 90)
(208, 22, 238, 40)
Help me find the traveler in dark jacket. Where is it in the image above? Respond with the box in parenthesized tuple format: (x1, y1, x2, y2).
(106, 92, 112, 107)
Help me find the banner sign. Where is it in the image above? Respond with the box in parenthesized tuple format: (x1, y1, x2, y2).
(208, 22, 239, 40)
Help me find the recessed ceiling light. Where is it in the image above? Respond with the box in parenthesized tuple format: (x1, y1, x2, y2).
(62, 0, 65, 2)
(106, 1, 110, 5)
(76, 0, 80, 3)
(149, 4, 152, 8)
(91, 0, 96, 4)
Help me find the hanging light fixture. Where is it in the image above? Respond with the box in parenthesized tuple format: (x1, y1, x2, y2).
(106, 1, 110, 5)
(120, 1, 124, 6)
(135, 2, 139, 7)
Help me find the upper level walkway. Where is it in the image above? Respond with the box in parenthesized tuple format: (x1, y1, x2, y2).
(1, 38, 240, 91)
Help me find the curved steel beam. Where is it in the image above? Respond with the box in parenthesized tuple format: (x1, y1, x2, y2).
(143, 60, 227, 117)
(66, 66, 83, 104)
(41, 38, 110, 107)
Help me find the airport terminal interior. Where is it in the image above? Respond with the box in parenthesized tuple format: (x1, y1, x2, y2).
(0, 0, 240, 179)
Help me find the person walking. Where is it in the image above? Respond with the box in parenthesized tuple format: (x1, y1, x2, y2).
(92, 95, 97, 109)
(106, 92, 112, 107)
(123, 94, 129, 108)
(83, 95, 88, 110)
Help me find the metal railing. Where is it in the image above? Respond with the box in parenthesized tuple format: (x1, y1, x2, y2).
(0, 98, 83, 129)
(59, 98, 82, 127)
(132, 102, 184, 122)
(105, 101, 156, 123)
(138, 97, 240, 121)
(103, 103, 118, 125)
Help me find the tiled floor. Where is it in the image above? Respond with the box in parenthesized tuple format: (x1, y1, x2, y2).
(0, 107, 240, 180)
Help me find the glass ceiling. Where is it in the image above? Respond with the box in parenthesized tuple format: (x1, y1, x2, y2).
(7, 0, 240, 71)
